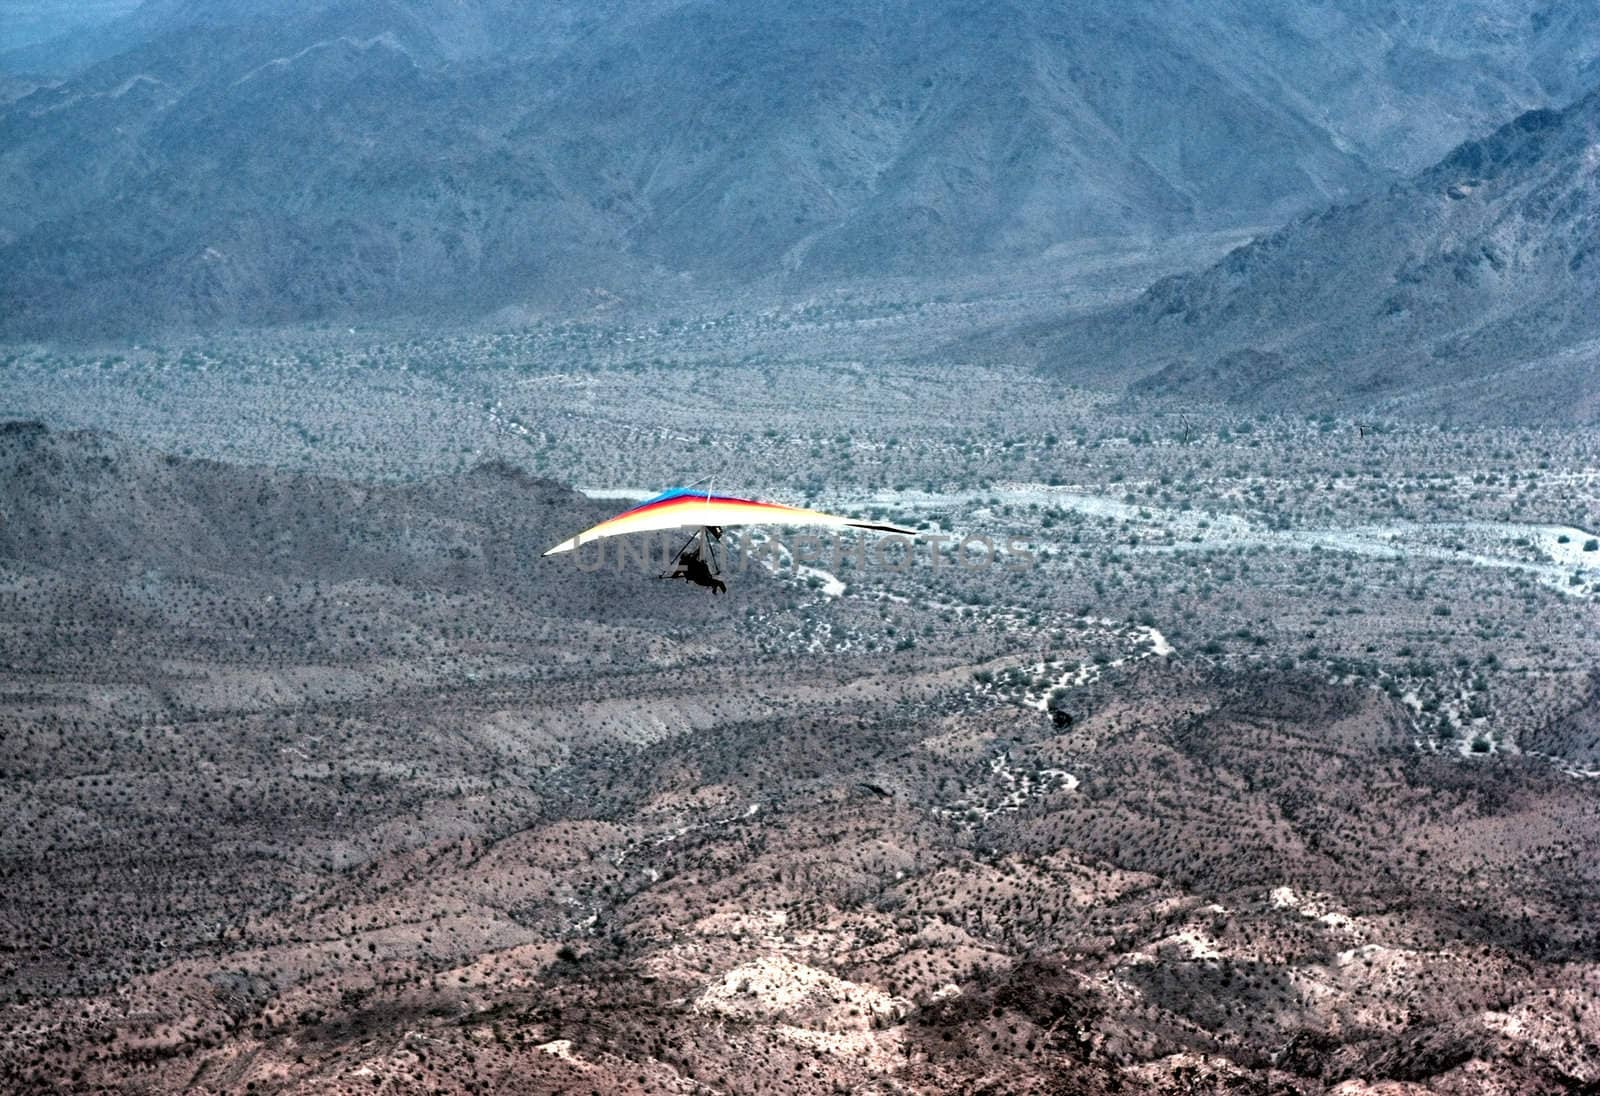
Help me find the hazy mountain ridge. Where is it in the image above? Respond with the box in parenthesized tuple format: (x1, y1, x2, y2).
(1030, 85, 1600, 423)
(4, 0, 1599, 336)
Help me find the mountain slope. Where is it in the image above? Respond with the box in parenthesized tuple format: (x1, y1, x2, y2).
(3, 0, 1599, 335)
(1030, 87, 1600, 424)
(0, 418, 768, 625)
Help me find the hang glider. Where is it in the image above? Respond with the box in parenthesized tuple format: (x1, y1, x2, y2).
(542, 487, 916, 557)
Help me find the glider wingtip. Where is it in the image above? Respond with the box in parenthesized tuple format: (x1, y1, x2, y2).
(847, 521, 919, 537)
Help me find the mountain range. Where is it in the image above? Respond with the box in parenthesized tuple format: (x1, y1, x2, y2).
(1024, 85, 1600, 424)
(4, 0, 1600, 336)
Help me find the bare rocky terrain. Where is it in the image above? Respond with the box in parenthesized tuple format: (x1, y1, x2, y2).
(2, 301, 1597, 1091)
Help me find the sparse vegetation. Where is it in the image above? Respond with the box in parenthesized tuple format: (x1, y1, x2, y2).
(2, 296, 1597, 1094)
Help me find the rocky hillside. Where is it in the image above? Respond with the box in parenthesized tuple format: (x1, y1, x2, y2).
(0, 418, 768, 625)
(1029, 87, 1600, 424)
(4, 423, 1599, 1093)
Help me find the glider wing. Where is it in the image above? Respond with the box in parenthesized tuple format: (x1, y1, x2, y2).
(543, 487, 915, 556)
